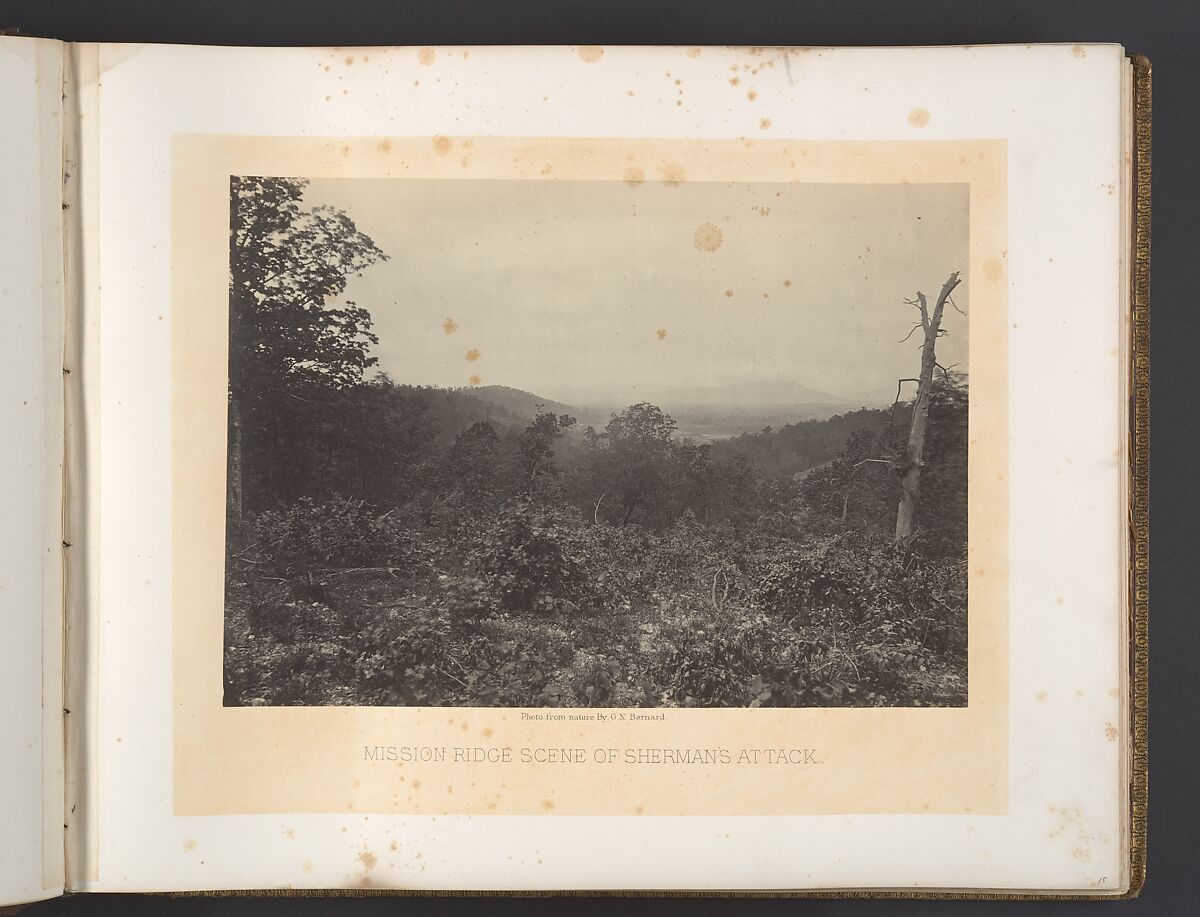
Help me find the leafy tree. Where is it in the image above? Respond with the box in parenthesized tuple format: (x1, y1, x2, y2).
(671, 443, 756, 528)
(445, 420, 503, 508)
(228, 176, 387, 521)
(914, 372, 969, 557)
(518, 410, 577, 495)
(333, 378, 438, 504)
(597, 403, 678, 526)
(800, 428, 903, 536)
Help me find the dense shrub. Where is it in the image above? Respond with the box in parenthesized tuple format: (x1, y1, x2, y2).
(755, 534, 964, 642)
(751, 533, 966, 704)
(473, 499, 620, 615)
(654, 606, 779, 705)
(225, 429, 968, 709)
(244, 495, 431, 571)
(350, 606, 454, 705)
(223, 573, 360, 705)
(755, 533, 893, 629)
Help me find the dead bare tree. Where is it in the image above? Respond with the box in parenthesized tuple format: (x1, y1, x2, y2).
(895, 271, 962, 541)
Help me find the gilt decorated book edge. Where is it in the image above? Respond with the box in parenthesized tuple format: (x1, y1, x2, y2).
(1126, 50, 1150, 900)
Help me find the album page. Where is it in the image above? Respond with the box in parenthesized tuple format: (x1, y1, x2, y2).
(0, 35, 67, 907)
(70, 42, 1132, 894)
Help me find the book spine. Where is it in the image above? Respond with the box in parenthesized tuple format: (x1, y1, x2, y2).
(61, 40, 101, 893)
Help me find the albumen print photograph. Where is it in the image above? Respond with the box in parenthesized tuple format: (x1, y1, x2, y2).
(222, 175, 970, 709)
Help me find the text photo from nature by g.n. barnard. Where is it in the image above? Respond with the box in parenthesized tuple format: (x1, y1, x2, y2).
(224, 175, 970, 711)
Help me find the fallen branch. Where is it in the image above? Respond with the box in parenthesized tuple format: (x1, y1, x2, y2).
(310, 566, 403, 578)
(437, 666, 470, 689)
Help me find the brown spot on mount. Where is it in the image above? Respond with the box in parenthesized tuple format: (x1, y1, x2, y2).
(577, 46, 604, 63)
(693, 223, 724, 252)
(657, 162, 687, 187)
(623, 166, 645, 186)
(432, 135, 452, 156)
(418, 47, 436, 66)
(908, 107, 931, 127)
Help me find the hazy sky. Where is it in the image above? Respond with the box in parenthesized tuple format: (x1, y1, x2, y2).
(301, 177, 969, 407)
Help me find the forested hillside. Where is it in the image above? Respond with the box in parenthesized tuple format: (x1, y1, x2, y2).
(223, 177, 970, 710)
(464, 384, 579, 422)
(710, 406, 906, 479)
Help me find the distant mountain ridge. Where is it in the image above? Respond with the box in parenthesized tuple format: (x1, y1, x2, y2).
(453, 381, 861, 442)
(651, 380, 851, 408)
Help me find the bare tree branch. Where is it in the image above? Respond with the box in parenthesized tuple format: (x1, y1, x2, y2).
(312, 566, 403, 577)
(887, 378, 921, 433)
(252, 388, 314, 405)
(902, 293, 931, 331)
(935, 362, 959, 383)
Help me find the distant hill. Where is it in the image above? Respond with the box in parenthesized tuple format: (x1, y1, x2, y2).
(465, 385, 577, 419)
(654, 380, 851, 408)
(421, 381, 874, 446)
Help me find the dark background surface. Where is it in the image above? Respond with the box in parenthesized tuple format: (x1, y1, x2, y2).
(4, 1, 1196, 914)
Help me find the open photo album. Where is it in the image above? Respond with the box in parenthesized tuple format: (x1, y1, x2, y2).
(0, 39, 1147, 903)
